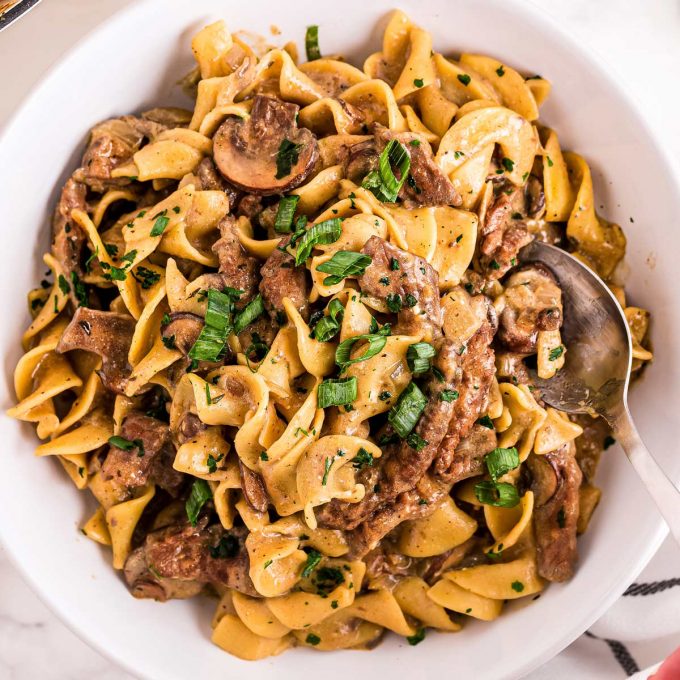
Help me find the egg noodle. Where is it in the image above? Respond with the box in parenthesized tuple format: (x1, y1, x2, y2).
(8, 11, 652, 660)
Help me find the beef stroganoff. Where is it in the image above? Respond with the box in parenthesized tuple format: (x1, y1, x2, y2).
(8, 11, 653, 660)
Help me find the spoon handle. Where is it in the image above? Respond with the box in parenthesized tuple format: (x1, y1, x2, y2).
(613, 407, 680, 545)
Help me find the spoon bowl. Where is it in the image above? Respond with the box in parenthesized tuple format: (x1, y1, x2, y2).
(518, 240, 680, 544)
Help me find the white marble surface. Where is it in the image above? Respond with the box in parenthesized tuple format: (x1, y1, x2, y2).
(0, 1, 679, 678)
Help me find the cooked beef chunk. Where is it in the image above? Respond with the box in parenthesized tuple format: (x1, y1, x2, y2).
(479, 178, 547, 280)
(443, 423, 498, 484)
(211, 215, 259, 302)
(236, 193, 264, 220)
(74, 116, 165, 192)
(238, 460, 269, 513)
(374, 125, 461, 207)
(51, 177, 88, 286)
(574, 414, 611, 483)
(495, 351, 531, 385)
(498, 263, 563, 353)
(259, 234, 309, 323)
(161, 313, 204, 355)
(433, 299, 498, 480)
(213, 95, 319, 195)
(418, 537, 480, 584)
(195, 157, 241, 208)
(56, 307, 136, 394)
(102, 412, 183, 495)
(237, 316, 277, 351)
(343, 139, 379, 184)
(527, 443, 582, 582)
(359, 235, 442, 341)
(125, 520, 257, 599)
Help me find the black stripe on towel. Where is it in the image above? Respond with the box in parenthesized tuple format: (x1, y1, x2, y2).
(585, 631, 640, 676)
(624, 578, 680, 596)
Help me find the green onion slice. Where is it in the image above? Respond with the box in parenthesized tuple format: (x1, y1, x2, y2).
(474, 481, 520, 508)
(188, 289, 235, 362)
(274, 195, 300, 233)
(406, 342, 436, 373)
(293, 218, 343, 265)
(186, 479, 213, 526)
(484, 446, 520, 482)
(305, 25, 321, 61)
(388, 382, 427, 438)
(335, 331, 388, 369)
(316, 251, 372, 286)
(362, 139, 411, 202)
(312, 298, 345, 342)
(318, 377, 358, 408)
(234, 294, 265, 335)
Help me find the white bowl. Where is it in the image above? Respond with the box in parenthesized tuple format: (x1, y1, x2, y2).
(1, 1, 679, 678)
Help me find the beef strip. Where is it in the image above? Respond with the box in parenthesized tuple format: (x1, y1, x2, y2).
(211, 215, 259, 302)
(51, 177, 88, 288)
(124, 520, 258, 599)
(495, 351, 531, 385)
(259, 234, 309, 323)
(527, 443, 582, 582)
(102, 411, 183, 495)
(432, 299, 498, 480)
(479, 177, 547, 280)
(498, 263, 563, 354)
(238, 460, 269, 513)
(56, 307, 136, 394)
(359, 235, 442, 341)
(442, 422, 498, 484)
(374, 125, 461, 207)
(195, 157, 241, 209)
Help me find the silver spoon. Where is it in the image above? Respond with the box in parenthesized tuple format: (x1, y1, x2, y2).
(518, 240, 680, 544)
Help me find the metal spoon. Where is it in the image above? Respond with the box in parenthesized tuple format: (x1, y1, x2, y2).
(518, 240, 680, 544)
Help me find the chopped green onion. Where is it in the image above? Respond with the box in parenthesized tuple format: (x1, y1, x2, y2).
(511, 580, 524, 592)
(312, 299, 345, 342)
(386, 293, 402, 312)
(274, 195, 300, 233)
(108, 435, 144, 455)
(293, 218, 343, 265)
(362, 139, 411, 202)
(352, 447, 374, 470)
(388, 382, 427, 438)
(485, 446, 520, 481)
(210, 535, 238, 558)
(234, 294, 265, 335)
(549, 346, 564, 361)
(306, 633, 321, 646)
(276, 139, 302, 179)
(407, 628, 426, 646)
(150, 211, 170, 237)
(440, 390, 459, 402)
(316, 251, 372, 286)
(501, 158, 515, 173)
(477, 415, 495, 429)
(406, 342, 436, 373)
(474, 481, 519, 508)
(131, 266, 160, 290)
(318, 377, 358, 408)
(188, 289, 235, 362)
(185, 479, 212, 526)
(335, 332, 388, 370)
(406, 432, 428, 451)
(457, 73, 471, 86)
(301, 549, 322, 577)
(305, 25, 321, 61)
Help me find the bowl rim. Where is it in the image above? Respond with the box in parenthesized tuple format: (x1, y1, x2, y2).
(0, 1, 677, 678)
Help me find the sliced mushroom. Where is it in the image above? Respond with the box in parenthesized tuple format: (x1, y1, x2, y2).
(498, 263, 563, 353)
(161, 312, 204, 355)
(56, 307, 135, 393)
(238, 459, 269, 513)
(51, 177, 88, 291)
(213, 95, 319, 195)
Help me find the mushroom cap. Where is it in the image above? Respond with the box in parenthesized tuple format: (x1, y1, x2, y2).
(213, 95, 319, 195)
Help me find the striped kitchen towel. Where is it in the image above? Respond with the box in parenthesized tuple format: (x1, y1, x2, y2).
(527, 536, 680, 679)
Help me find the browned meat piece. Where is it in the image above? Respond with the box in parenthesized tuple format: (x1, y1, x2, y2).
(102, 412, 183, 495)
(74, 115, 165, 192)
(211, 215, 259, 301)
(213, 96, 319, 195)
(418, 537, 480, 584)
(347, 476, 448, 558)
(237, 316, 277, 351)
(259, 234, 309, 323)
(498, 263, 563, 353)
(236, 193, 264, 220)
(527, 443, 582, 582)
(495, 352, 531, 385)
(433, 300, 498, 480)
(56, 307, 135, 394)
(195, 157, 241, 208)
(364, 546, 415, 584)
(443, 423, 498, 484)
(124, 546, 204, 602)
(318, 342, 462, 532)
(374, 126, 461, 207)
(161, 313, 203, 354)
(51, 178, 88, 288)
(479, 178, 548, 280)
(574, 414, 612, 482)
(125, 520, 258, 599)
(238, 460, 269, 513)
(359, 235, 442, 342)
